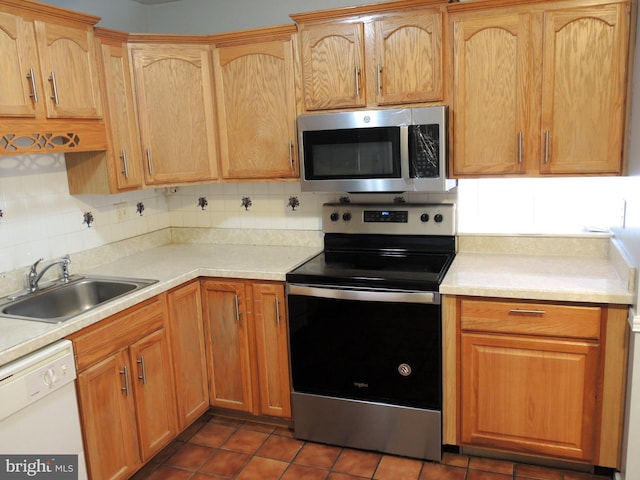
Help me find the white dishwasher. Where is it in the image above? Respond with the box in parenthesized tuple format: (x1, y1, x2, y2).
(0, 339, 88, 479)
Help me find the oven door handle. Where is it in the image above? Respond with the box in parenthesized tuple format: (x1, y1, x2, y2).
(287, 284, 440, 305)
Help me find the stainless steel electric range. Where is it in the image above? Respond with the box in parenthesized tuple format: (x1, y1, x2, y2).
(286, 202, 456, 462)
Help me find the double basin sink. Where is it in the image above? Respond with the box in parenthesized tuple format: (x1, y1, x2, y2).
(0, 275, 158, 324)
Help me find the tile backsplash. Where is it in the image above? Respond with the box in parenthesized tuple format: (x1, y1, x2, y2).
(0, 152, 634, 278)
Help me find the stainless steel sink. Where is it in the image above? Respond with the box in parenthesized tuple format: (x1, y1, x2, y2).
(0, 275, 158, 324)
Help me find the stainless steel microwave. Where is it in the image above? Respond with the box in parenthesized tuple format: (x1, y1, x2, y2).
(297, 106, 456, 193)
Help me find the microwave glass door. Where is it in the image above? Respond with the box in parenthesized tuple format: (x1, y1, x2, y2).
(408, 124, 441, 179)
(303, 127, 401, 180)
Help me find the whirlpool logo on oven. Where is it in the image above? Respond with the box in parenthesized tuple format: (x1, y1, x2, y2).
(0, 455, 77, 479)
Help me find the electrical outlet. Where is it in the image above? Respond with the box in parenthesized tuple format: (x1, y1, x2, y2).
(114, 202, 129, 223)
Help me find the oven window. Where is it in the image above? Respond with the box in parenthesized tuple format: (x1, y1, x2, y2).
(288, 293, 441, 410)
(303, 127, 401, 179)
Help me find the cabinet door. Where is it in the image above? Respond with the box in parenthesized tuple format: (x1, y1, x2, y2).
(252, 283, 291, 418)
(0, 12, 40, 117)
(166, 281, 209, 429)
(99, 40, 144, 191)
(130, 43, 219, 185)
(540, 4, 628, 174)
(372, 11, 443, 105)
(202, 279, 253, 412)
(451, 12, 530, 176)
(460, 332, 599, 461)
(214, 40, 297, 179)
(76, 351, 140, 480)
(34, 21, 102, 118)
(299, 22, 365, 110)
(130, 328, 177, 461)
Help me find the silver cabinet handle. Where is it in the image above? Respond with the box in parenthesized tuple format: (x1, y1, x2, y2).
(289, 141, 294, 168)
(120, 365, 130, 395)
(517, 131, 523, 164)
(544, 130, 550, 164)
(509, 309, 546, 315)
(376, 64, 382, 96)
(354, 66, 360, 98)
(234, 294, 240, 322)
(48, 71, 59, 105)
(146, 148, 153, 175)
(137, 356, 147, 384)
(275, 297, 281, 325)
(120, 150, 129, 178)
(27, 68, 38, 104)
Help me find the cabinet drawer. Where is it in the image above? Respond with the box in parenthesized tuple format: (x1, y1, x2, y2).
(70, 296, 165, 371)
(460, 299, 601, 340)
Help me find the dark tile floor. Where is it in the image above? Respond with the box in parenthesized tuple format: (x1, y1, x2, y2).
(133, 414, 612, 480)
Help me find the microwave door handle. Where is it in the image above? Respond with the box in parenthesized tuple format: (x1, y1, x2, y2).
(400, 125, 410, 179)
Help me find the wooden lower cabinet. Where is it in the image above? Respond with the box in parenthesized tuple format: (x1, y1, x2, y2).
(70, 297, 177, 480)
(201, 278, 291, 418)
(252, 282, 291, 418)
(447, 296, 629, 468)
(461, 332, 599, 461)
(76, 351, 139, 480)
(166, 281, 210, 429)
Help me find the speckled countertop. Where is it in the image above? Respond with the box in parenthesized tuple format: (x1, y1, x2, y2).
(440, 234, 636, 304)
(1, 234, 636, 368)
(0, 244, 321, 367)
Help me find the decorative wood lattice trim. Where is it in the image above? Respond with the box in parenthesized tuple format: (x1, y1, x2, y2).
(1, 132, 82, 153)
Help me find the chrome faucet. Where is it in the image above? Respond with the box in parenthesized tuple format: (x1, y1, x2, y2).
(26, 254, 71, 292)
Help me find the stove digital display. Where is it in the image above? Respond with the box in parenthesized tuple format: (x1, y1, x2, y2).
(363, 210, 408, 223)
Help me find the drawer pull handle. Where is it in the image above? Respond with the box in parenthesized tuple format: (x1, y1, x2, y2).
(509, 309, 545, 315)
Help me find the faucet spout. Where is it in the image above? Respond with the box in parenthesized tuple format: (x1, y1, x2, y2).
(27, 254, 71, 292)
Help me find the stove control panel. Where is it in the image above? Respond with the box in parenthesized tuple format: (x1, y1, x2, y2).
(323, 203, 456, 235)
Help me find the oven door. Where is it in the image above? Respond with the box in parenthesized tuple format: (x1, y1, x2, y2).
(287, 284, 441, 410)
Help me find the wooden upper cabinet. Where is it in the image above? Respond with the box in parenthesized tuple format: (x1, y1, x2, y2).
(0, 12, 40, 117)
(451, 12, 530, 176)
(213, 27, 298, 180)
(34, 20, 102, 118)
(129, 42, 219, 185)
(293, 1, 445, 111)
(97, 31, 144, 191)
(371, 11, 443, 106)
(540, 4, 629, 174)
(449, 0, 631, 177)
(65, 30, 144, 194)
(0, 9, 102, 120)
(298, 22, 365, 110)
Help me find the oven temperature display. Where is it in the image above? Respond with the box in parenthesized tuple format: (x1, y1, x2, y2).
(363, 210, 408, 223)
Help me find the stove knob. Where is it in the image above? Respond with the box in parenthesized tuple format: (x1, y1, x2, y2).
(342, 212, 352, 221)
(434, 214, 444, 223)
(330, 212, 339, 222)
(420, 213, 430, 222)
